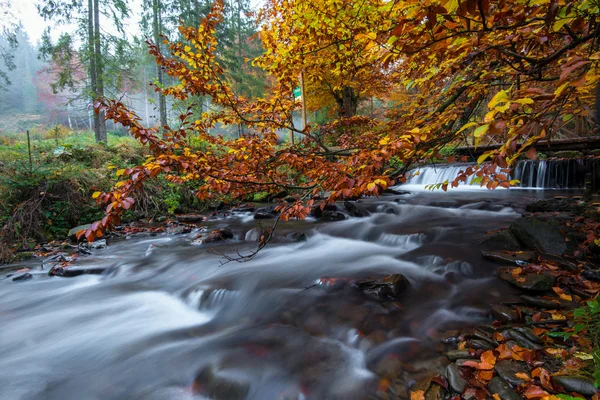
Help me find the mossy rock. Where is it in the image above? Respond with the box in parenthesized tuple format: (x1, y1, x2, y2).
(550, 150, 584, 159)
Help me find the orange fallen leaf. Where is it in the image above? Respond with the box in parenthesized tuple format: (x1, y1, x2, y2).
(476, 370, 494, 381)
(493, 394, 501, 400)
(515, 372, 531, 381)
(523, 384, 549, 399)
(462, 350, 496, 370)
(410, 390, 425, 400)
(378, 378, 391, 392)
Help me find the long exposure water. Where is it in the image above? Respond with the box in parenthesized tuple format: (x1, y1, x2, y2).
(0, 189, 574, 399)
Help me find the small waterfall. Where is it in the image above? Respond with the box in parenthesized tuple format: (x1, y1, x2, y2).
(402, 158, 598, 190)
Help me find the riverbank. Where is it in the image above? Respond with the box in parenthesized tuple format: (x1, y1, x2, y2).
(409, 196, 600, 400)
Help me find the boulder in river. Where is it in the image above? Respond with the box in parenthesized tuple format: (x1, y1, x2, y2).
(497, 267, 556, 292)
(192, 367, 250, 400)
(253, 206, 278, 219)
(343, 201, 370, 217)
(352, 273, 410, 301)
(203, 229, 234, 244)
(12, 272, 33, 282)
(490, 304, 519, 322)
(477, 229, 522, 251)
(244, 227, 262, 242)
(320, 209, 346, 221)
(49, 266, 105, 277)
(509, 217, 567, 255)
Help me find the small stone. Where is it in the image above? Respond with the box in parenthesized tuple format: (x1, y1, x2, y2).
(502, 329, 542, 350)
(203, 229, 234, 244)
(488, 376, 522, 400)
(552, 376, 597, 397)
(425, 383, 446, 400)
(467, 339, 494, 350)
(12, 273, 33, 282)
(445, 363, 467, 393)
(446, 350, 476, 361)
(498, 268, 556, 292)
(494, 360, 530, 386)
(582, 270, 600, 282)
(490, 304, 519, 322)
(244, 228, 262, 242)
(483, 250, 537, 264)
(353, 274, 410, 301)
(520, 295, 560, 309)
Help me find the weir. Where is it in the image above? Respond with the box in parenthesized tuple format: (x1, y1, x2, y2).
(403, 158, 600, 191)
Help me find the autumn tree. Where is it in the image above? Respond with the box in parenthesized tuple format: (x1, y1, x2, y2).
(79, 0, 599, 241)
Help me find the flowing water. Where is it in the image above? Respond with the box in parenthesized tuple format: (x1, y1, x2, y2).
(0, 189, 574, 400)
(403, 158, 597, 190)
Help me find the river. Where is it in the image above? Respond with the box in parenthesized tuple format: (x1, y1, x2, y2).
(0, 187, 579, 400)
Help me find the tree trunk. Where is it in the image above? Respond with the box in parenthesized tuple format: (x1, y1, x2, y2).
(153, 0, 168, 128)
(88, 0, 100, 141)
(340, 86, 358, 118)
(93, 0, 107, 142)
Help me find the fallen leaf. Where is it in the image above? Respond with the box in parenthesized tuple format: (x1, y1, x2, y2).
(410, 390, 425, 400)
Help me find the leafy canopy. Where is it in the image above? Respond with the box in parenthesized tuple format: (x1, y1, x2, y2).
(81, 0, 599, 241)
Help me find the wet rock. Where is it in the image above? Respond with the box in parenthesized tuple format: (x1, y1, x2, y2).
(510, 217, 567, 255)
(168, 225, 193, 235)
(445, 350, 476, 361)
(494, 360, 529, 386)
(82, 239, 107, 250)
(68, 224, 92, 241)
(497, 267, 556, 292)
(192, 367, 250, 400)
(425, 383, 446, 400)
(483, 250, 537, 264)
(513, 327, 542, 344)
(344, 201, 370, 217)
(49, 266, 105, 277)
(12, 272, 32, 282)
(502, 329, 542, 350)
(582, 270, 600, 282)
(286, 232, 307, 242)
(552, 376, 597, 397)
(385, 188, 411, 195)
(490, 304, 519, 322)
(467, 339, 494, 350)
(488, 376, 522, 400)
(445, 363, 467, 393)
(176, 214, 205, 223)
(526, 198, 576, 213)
(231, 204, 255, 213)
(244, 228, 262, 242)
(320, 209, 346, 221)
(520, 295, 559, 309)
(477, 230, 522, 251)
(310, 204, 337, 218)
(203, 229, 234, 244)
(253, 209, 275, 220)
(352, 274, 410, 301)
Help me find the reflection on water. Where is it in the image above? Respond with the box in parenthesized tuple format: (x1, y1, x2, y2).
(0, 190, 559, 399)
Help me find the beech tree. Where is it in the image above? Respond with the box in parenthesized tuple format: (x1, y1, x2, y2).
(79, 0, 600, 241)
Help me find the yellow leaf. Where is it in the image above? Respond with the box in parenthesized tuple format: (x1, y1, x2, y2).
(529, 0, 550, 5)
(494, 103, 511, 113)
(473, 124, 489, 138)
(116, 169, 126, 177)
(408, 127, 420, 134)
(92, 191, 101, 199)
(478, 152, 491, 164)
(554, 82, 569, 97)
(488, 90, 509, 109)
(456, 121, 477, 134)
(513, 98, 534, 105)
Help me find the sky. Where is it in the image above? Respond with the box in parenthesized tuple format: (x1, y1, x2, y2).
(12, 0, 266, 45)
